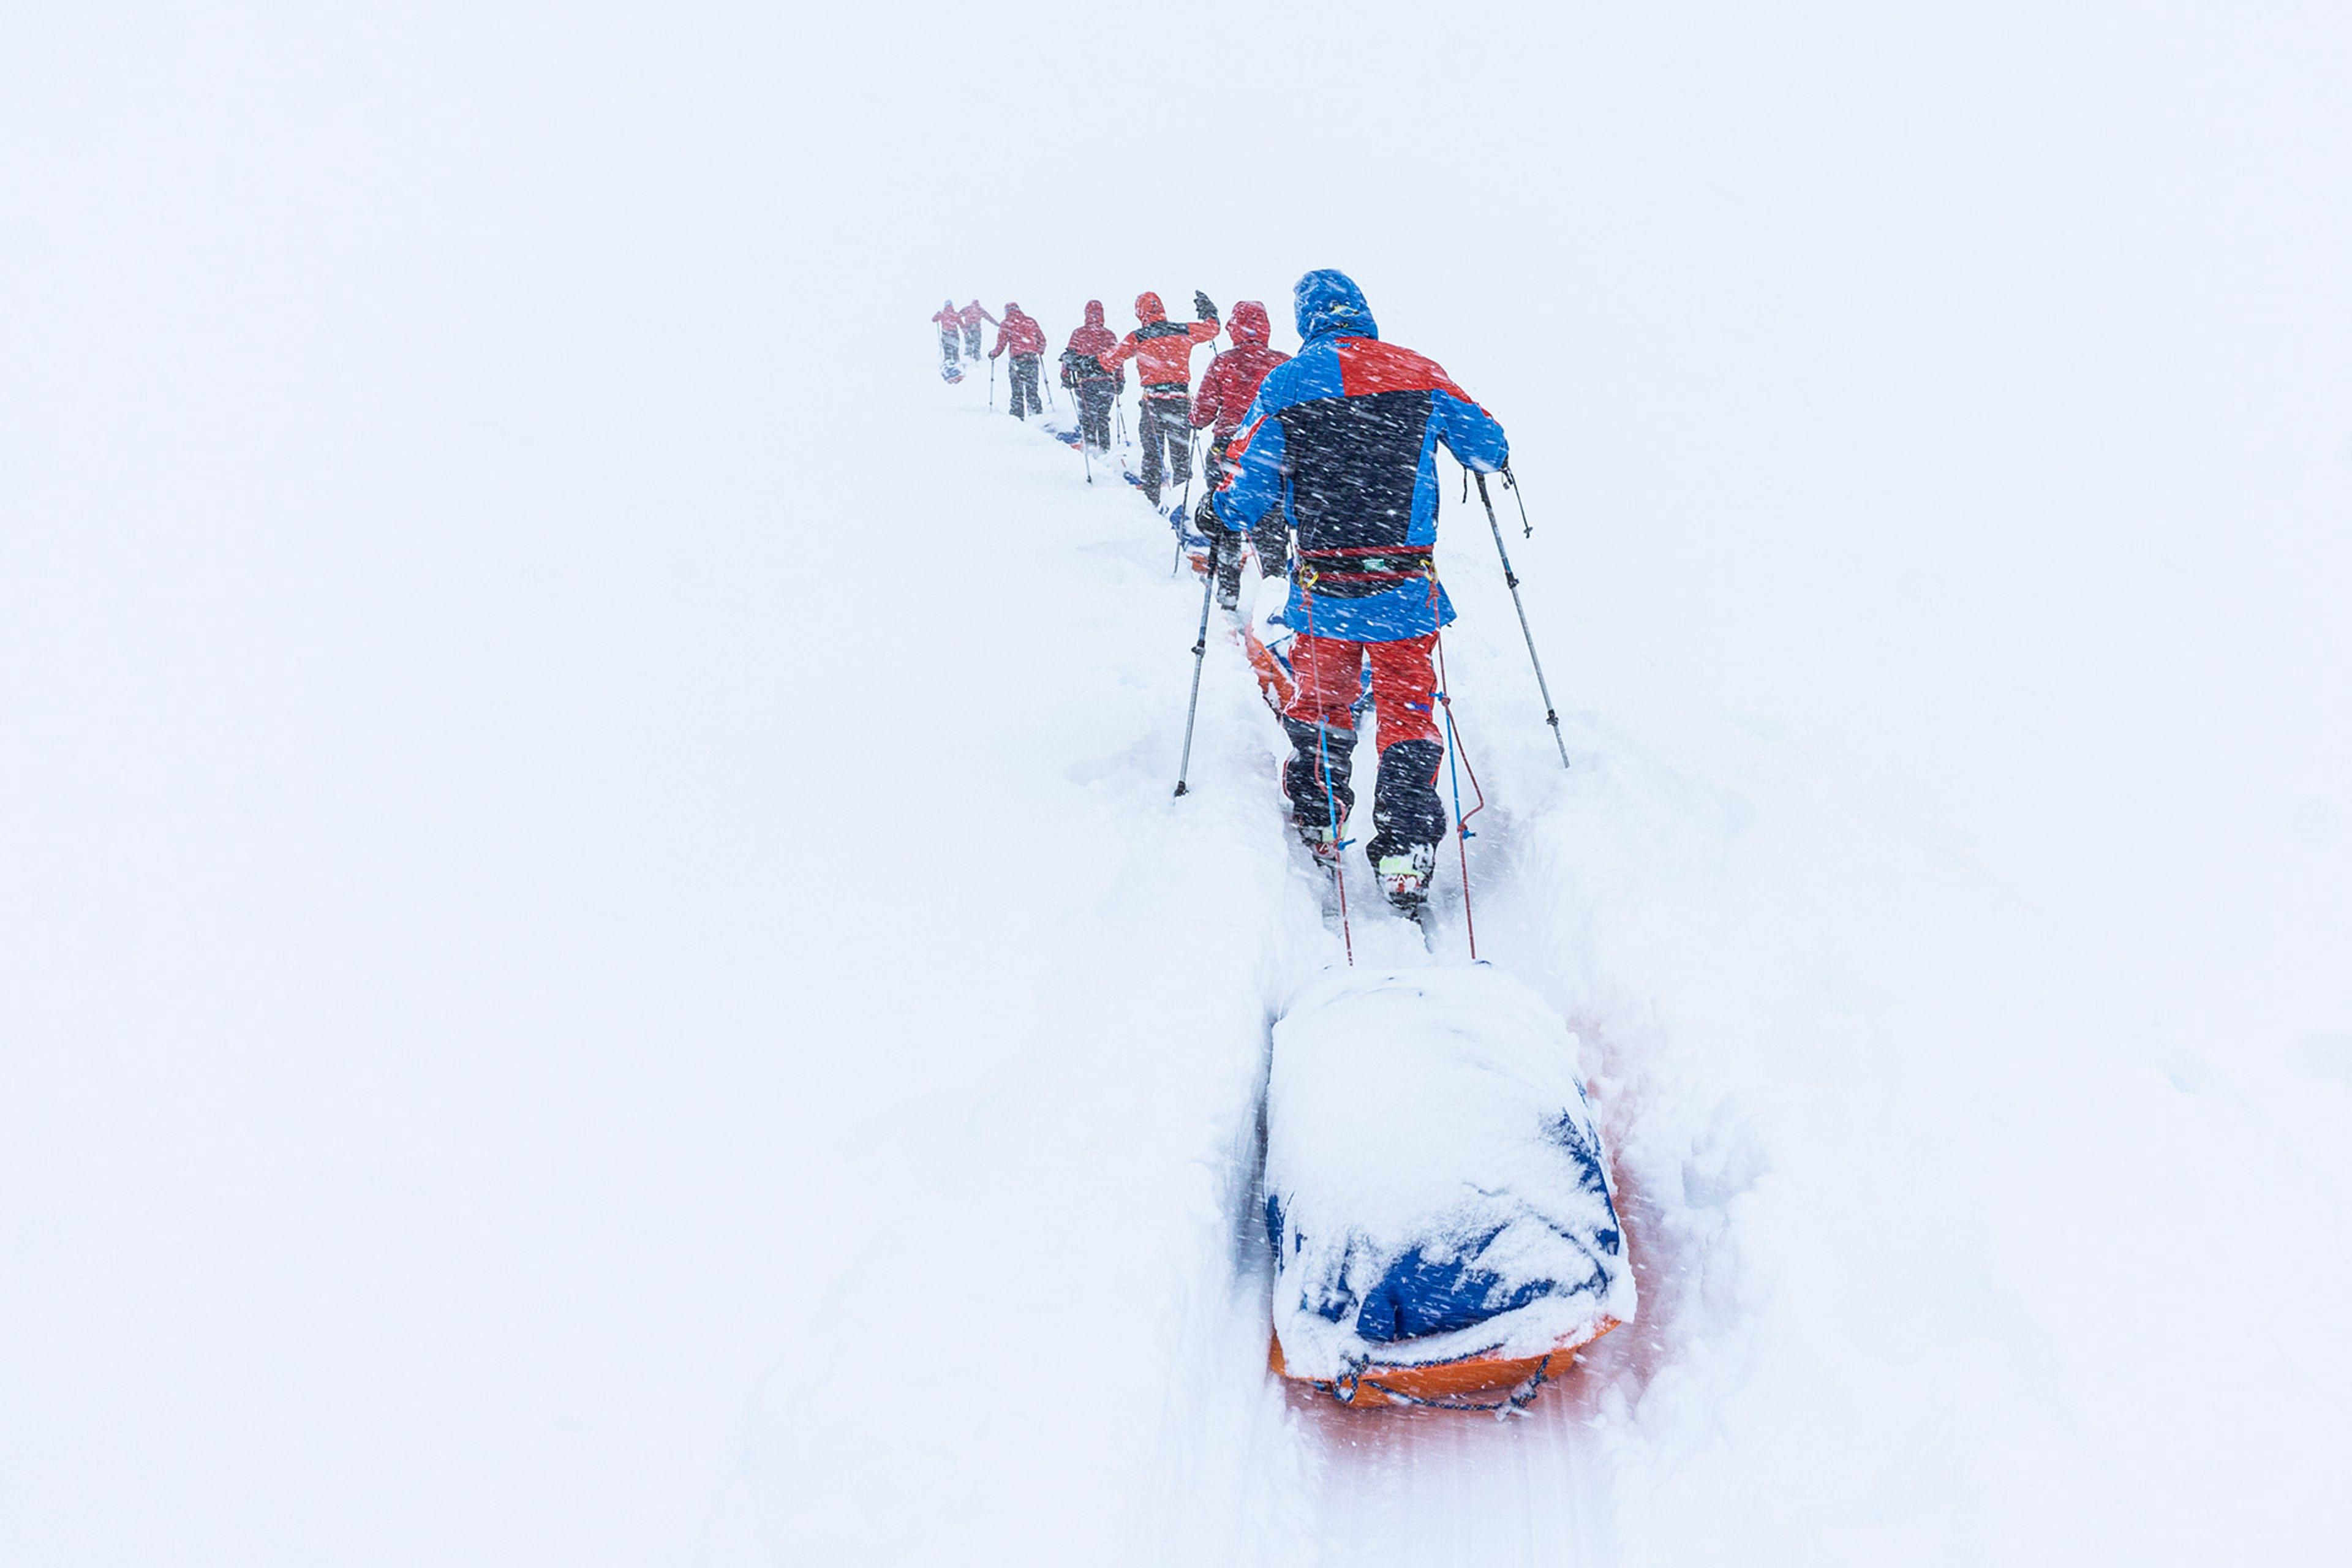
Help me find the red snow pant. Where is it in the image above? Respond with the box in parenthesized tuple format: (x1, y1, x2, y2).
(1281, 632, 1447, 862)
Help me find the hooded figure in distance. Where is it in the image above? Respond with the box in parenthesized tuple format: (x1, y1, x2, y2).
(989, 302, 1049, 420)
(1059, 300, 1123, 453)
(957, 299, 998, 360)
(932, 298, 963, 372)
(1189, 300, 1291, 607)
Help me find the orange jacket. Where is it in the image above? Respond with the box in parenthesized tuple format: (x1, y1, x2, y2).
(1096, 292, 1219, 394)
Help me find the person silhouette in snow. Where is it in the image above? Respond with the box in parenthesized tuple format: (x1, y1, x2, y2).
(1189, 299, 1290, 609)
(989, 302, 1049, 420)
(1058, 300, 1123, 453)
(1212, 270, 1509, 911)
(1096, 290, 1219, 506)
(932, 299, 963, 369)
(957, 300, 998, 361)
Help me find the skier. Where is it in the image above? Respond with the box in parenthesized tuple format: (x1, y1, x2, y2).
(957, 300, 998, 361)
(1189, 298, 1290, 609)
(1213, 270, 1509, 911)
(989, 303, 1049, 420)
(932, 299, 963, 374)
(1058, 300, 1122, 452)
(1096, 290, 1219, 506)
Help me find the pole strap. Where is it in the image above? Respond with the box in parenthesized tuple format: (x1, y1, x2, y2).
(1428, 575, 1487, 960)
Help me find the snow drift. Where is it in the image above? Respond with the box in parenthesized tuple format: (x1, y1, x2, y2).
(1264, 963, 1635, 1404)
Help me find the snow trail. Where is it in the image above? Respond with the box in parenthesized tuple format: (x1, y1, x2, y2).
(968, 381, 1642, 1564)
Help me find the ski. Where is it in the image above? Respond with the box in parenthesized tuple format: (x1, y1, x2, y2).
(1402, 899, 1439, 954)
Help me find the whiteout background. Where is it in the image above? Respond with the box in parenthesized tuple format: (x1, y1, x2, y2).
(4, 3, 2347, 1563)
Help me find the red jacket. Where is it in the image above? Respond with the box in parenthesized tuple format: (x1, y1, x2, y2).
(1061, 301, 1120, 386)
(990, 305, 1047, 358)
(1191, 300, 1288, 440)
(958, 301, 998, 330)
(932, 301, 962, 330)
(1097, 292, 1218, 394)
(1066, 300, 1117, 361)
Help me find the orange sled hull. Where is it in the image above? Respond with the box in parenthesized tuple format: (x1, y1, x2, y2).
(1270, 1318, 1620, 1409)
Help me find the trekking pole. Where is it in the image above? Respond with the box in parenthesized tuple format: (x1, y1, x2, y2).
(1172, 560, 1216, 796)
(1077, 383, 1093, 484)
(1474, 471, 1572, 769)
(988, 353, 996, 409)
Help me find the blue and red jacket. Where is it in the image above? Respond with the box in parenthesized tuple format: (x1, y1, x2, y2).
(1214, 270, 1509, 642)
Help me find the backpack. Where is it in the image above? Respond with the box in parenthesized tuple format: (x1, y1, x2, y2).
(1060, 347, 1114, 389)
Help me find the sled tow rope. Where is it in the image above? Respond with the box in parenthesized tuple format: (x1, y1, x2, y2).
(1428, 572, 1488, 959)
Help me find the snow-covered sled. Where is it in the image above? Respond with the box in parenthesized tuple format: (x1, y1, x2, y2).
(1240, 583, 1297, 715)
(1264, 963, 1634, 1410)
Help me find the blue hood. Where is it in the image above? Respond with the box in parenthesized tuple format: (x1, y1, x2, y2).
(1294, 269, 1379, 342)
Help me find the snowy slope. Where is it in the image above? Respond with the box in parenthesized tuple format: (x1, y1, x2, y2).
(6, 3, 2351, 1566)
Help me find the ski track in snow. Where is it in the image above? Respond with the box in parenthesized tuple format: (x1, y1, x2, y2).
(906, 366, 2178, 1566)
(1011, 390, 1645, 1564)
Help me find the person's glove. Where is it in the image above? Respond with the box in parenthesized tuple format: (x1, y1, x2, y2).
(1252, 523, 1292, 578)
(1194, 290, 1218, 321)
